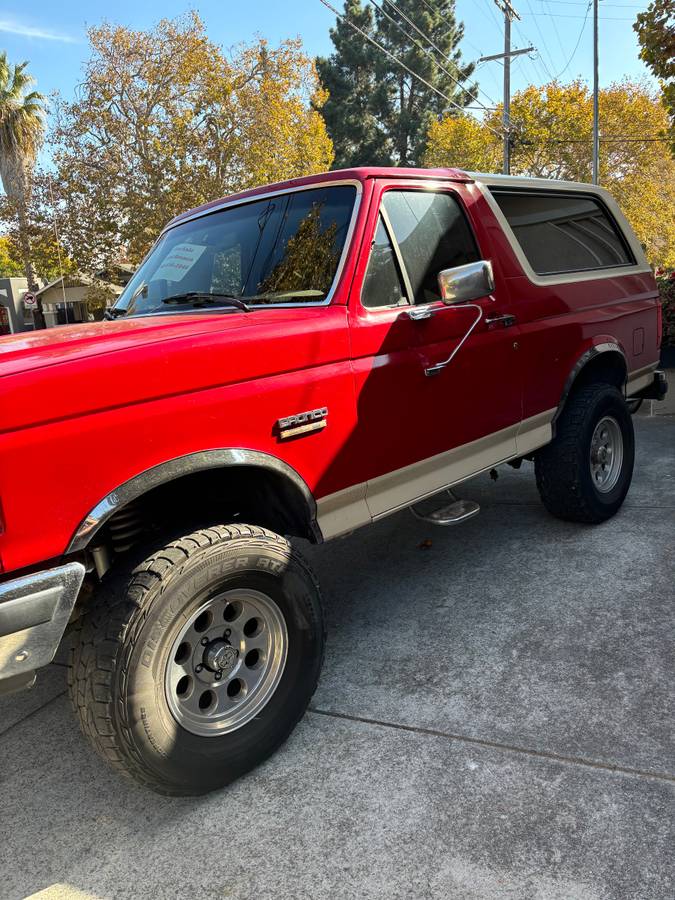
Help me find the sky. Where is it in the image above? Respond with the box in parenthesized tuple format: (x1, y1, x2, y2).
(0, 0, 656, 132)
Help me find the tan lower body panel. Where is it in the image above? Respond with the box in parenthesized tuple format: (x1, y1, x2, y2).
(626, 362, 658, 397)
(317, 408, 556, 539)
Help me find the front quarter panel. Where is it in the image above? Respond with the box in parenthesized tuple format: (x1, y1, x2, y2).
(0, 306, 360, 573)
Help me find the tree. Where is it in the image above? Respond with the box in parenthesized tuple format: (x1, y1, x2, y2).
(317, 0, 476, 166)
(423, 80, 675, 268)
(316, 2, 389, 167)
(634, 0, 675, 155)
(0, 53, 45, 296)
(0, 235, 23, 277)
(48, 13, 333, 273)
(0, 183, 76, 283)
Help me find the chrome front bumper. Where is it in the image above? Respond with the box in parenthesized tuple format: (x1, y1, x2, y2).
(0, 562, 85, 695)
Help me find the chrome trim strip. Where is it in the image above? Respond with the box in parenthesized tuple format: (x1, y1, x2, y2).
(0, 562, 85, 682)
(67, 450, 319, 552)
(150, 179, 364, 311)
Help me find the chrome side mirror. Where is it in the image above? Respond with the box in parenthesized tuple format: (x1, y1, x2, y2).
(437, 260, 494, 305)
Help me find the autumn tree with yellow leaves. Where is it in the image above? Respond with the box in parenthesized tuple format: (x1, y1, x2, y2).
(424, 80, 675, 268)
(44, 13, 334, 272)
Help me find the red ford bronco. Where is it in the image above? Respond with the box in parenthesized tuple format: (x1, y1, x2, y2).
(0, 167, 666, 794)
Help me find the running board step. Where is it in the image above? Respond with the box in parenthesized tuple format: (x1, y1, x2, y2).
(410, 491, 480, 526)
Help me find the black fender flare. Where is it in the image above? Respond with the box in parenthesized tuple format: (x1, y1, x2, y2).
(66, 449, 320, 553)
(553, 341, 627, 427)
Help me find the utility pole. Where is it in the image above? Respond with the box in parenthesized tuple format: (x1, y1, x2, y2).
(592, 0, 599, 184)
(478, 1, 527, 175)
(503, 7, 512, 174)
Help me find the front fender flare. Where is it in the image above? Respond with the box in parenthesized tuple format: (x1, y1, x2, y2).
(66, 449, 319, 553)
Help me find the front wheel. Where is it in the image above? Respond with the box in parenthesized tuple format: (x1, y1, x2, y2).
(535, 383, 635, 523)
(68, 524, 324, 795)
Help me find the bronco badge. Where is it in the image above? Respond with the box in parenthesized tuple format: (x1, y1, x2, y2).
(277, 407, 328, 439)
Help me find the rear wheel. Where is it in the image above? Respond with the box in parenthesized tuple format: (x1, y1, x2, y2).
(68, 524, 324, 795)
(535, 383, 634, 523)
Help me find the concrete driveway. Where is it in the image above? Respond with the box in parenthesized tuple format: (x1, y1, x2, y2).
(2, 416, 674, 900)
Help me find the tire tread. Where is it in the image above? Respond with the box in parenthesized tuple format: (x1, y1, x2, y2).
(68, 524, 322, 795)
(534, 383, 632, 523)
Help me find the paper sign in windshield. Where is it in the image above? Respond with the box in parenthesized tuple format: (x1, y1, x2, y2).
(153, 243, 206, 282)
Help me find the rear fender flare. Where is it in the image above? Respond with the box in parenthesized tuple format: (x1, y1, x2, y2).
(553, 340, 627, 426)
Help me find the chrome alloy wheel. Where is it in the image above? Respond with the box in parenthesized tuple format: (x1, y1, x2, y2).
(590, 415, 624, 493)
(165, 588, 288, 737)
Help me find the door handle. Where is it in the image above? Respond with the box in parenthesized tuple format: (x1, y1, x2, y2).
(485, 313, 517, 329)
(406, 306, 435, 321)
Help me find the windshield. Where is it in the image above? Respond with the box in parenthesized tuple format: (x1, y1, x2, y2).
(114, 184, 357, 317)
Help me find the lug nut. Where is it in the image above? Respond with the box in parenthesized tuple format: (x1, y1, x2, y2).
(214, 672, 222, 681)
(195, 664, 203, 673)
(224, 629, 231, 638)
(201, 637, 209, 646)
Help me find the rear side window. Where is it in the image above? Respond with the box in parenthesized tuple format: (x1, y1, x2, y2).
(491, 190, 633, 276)
(382, 191, 480, 305)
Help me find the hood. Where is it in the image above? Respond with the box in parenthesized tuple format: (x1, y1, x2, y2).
(0, 305, 349, 434)
(0, 312, 253, 379)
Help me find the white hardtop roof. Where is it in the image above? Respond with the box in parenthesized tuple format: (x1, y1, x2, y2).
(469, 172, 610, 197)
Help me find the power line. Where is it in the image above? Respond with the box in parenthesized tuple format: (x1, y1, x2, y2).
(379, 0, 499, 109)
(537, 0, 643, 6)
(542, 0, 568, 65)
(418, 0, 486, 59)
(544, 137, 672, 143)
(521, 0, 558, 79)
(381, 0, 454, 62)
(523, 11, 638, 18)
(478, 0, 505, 31)
(549, 0, 591, 79)
(366, 0, 499, 111)
(317, 0, 505, 139)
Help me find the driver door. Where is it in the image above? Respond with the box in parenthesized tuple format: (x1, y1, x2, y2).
(348, 181, 522, 517)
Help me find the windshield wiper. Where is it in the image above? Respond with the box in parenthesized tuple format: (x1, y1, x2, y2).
(161, 292, 250, 312)
(104, 307, 128, 319)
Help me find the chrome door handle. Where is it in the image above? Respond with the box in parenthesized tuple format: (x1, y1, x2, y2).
(485, 313, 517, 328)
(406, 306, 435, 321)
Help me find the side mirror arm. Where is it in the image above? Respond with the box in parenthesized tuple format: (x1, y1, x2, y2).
(424, 303, 485, 377)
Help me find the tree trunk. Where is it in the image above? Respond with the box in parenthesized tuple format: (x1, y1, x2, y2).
(15, 183, 45, 329)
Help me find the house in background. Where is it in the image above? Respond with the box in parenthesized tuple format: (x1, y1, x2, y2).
(0, 277, 31, 334)
(35, 265, 135, 329)
(0, 265, 134, 334)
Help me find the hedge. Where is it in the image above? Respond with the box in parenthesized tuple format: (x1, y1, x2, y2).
(658, 273, 675, 348)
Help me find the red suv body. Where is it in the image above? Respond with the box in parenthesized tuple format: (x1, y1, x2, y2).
(0, 167, 665, 794)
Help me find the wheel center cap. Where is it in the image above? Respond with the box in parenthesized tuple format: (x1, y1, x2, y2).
(203, 640, 237, 675)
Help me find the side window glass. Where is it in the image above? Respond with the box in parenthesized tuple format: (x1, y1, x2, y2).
(362, 215, 408, 309)
(382, 191, 480, 305)
(490, 190, 633, 275)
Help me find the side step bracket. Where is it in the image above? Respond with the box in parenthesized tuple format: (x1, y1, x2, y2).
(410, 490, 480, 526)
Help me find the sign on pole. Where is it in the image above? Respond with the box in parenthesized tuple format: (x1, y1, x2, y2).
(23, 291, 37, 310)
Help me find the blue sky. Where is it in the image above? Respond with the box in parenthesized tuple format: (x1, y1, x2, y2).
(0, 0, 655, 125)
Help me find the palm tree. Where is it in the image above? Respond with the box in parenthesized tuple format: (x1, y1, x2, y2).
(0, 52, 45, 302)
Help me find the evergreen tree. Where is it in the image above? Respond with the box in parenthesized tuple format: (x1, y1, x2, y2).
(317, 0, 477, 167)
(316, 1, 391, 167)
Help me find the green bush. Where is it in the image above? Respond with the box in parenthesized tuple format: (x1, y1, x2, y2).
(658, 274, 675, 348)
